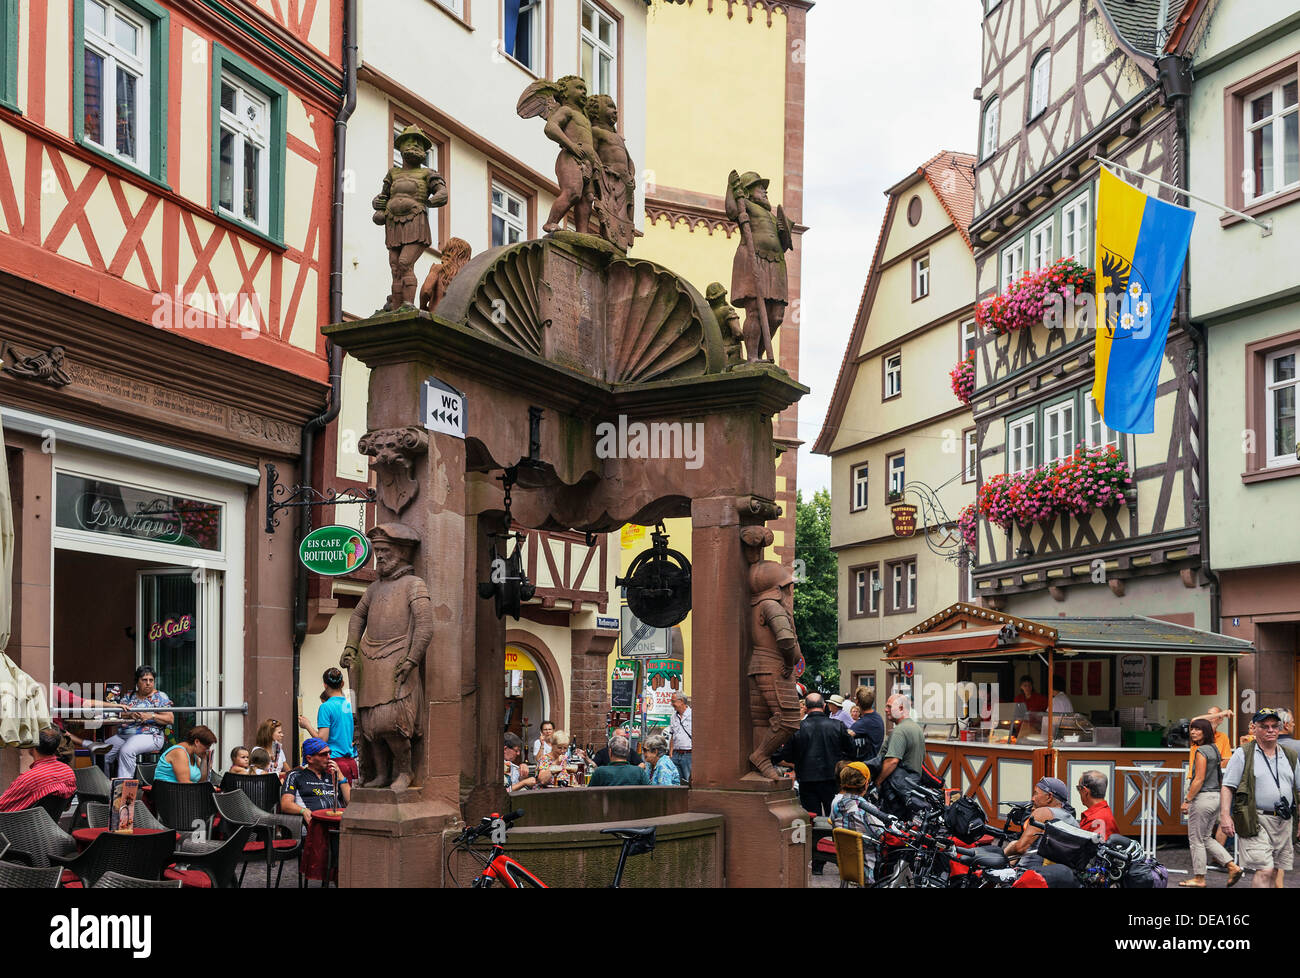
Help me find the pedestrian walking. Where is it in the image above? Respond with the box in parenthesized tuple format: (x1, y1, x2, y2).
(773, 692, 852, 816)
(1182, 718, 1242, 887)
(669, 693, 693, 784)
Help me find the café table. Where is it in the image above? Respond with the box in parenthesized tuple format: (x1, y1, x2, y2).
(300, 809, 343, 887)
(72, 827, 174, 852)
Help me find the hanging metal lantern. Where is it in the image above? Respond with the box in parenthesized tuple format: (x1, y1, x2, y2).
(616, 522, 691, 628)
(477, 467, 537, 620)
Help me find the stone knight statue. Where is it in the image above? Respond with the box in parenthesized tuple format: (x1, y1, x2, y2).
(373, 125, 448, 312)
(341, 523, 433, 791)
(742, 526, 801, 778)
(725, 170, 794, 363)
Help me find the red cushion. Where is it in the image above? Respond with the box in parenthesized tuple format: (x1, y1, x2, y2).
(243, 839, 299, 853)
(164, 867, 212, 888)
(815, 837, 838, 855)
(60, 869, 80, 885)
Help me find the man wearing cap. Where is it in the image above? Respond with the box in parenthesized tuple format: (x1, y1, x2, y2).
(281, 738, 350, 827)
(297, 667, 359, 784)
(1219, 708, 1300, 888)
(341, 523, 434, 791)
(1003, 776, 1077, 865)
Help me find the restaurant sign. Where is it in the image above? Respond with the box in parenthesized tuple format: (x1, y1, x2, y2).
(890, 503, 918, 537)
(299, 525, 370, 576)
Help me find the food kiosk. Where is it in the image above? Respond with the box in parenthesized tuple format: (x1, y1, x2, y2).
(883, 603, 1254, 836)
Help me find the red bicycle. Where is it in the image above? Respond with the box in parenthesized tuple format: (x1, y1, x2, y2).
(448, 809, 656, 888)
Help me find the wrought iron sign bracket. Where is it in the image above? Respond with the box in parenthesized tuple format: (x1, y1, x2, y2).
(264, 462, 377, 534)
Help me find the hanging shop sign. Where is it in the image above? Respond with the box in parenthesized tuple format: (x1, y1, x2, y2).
(299, 525, 370, 576)
(890, 503, 918, 537)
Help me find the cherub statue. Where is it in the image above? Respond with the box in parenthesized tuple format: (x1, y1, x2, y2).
(372, 125, 448, 312)
(586, 94, 640, 252)
(419, 237, 473, 313)
(725, 170, 794, 363)
(517, 75, 597, 236)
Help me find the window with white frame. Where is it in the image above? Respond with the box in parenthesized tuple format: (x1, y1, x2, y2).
(1244, 74, 1299, 204)
(888, 453, 906, 496)
(890, 559, 917, 613)
(1084, 395, 1121, 451)
(853, 568, 867, 616)
(1043, 399, 1075, 464)
(1030, 218, 1054, 271)
(82, 0, 149, 167)
(436, 0, 464, 15)
(392, 120, 438, 170)
(852, 463, 869, 511)
(981, 97, 1000, 160)
(914, 254, 930, 299)
(1008, 415, 1035, 475)
(581, 1, 617, 97)
(1062, 192, 1090, 262)
(884, 352, 902, 398)
(961, 319, 979, 360)
(218, 74, 270, 230)
(1001, 239, 1025, 290)
(1266, 345, 1298, 466)
(868, 566, 881, 614)
(492, 182, 527, 247)
(964, 429, 978, 482)
(1030, 51, 1051, 119)
(503, 0, 546, 74)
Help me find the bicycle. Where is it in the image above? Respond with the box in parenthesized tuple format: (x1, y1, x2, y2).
(447, 809, 657, 888)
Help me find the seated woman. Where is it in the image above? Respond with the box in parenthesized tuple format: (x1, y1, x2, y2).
(643, 734, 681, 786)
(153, 726, 217, 783)
(535, 730, 586, 787)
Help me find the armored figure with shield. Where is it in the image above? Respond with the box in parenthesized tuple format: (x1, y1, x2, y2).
(725, 170, 794, 363)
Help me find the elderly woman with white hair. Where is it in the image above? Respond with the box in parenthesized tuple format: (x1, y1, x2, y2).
(643, 733, 681, 786)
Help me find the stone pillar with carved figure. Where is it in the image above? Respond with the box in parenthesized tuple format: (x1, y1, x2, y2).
(686, 494, 809, 887)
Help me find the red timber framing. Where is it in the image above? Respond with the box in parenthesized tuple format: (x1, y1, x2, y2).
(0, 0, 344, 383)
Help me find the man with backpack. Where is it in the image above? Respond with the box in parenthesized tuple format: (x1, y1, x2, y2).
(1219, 707, 1300, 889)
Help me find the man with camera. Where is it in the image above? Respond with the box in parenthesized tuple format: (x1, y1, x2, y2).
(1219, 708, 1300, 889)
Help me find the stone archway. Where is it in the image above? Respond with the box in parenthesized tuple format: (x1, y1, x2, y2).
(505, 628, 566, 736)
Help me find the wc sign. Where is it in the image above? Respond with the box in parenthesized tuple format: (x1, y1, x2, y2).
(421, 376, 467, 439)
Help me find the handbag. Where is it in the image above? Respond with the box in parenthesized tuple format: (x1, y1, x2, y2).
(943, 796, 987, 844)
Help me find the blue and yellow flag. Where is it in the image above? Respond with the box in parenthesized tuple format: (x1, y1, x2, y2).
(1092, 167, 1195, 434)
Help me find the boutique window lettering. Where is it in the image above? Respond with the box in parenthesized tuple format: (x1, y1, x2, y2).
(55, 474, 223, 551)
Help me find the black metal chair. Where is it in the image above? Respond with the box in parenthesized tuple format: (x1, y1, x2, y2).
(150, 779, 217, 838)
(220, 772, 283, 813)
(164, 823, 251, 888)
(72, 765, 112, 832)
(51, 829, 177, 887)
(213, 789, 302, 888)
(93, 870, 182, 889)
(0, 808, 78, 868)
(0, 860, 63, 888)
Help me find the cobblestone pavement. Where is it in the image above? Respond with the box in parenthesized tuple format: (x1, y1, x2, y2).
(809, 840, 1300, 888)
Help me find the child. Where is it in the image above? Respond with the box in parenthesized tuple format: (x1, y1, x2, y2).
(228, 745, 251, 775)
(249, 747, 272, 775)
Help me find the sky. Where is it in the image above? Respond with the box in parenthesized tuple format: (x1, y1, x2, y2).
(796, 0, 984, 495)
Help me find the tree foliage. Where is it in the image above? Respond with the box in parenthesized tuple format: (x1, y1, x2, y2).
(792, 488, 838, 692)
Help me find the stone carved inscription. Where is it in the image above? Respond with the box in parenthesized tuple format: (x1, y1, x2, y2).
(540, 249, 600, 376)
(65, 363, 151, 405)
(230, 409, 299, 450)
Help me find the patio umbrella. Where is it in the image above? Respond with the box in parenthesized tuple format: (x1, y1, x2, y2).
(0, 408, 48, 747)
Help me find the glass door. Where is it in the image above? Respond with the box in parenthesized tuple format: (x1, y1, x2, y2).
(137, 568, 213, 744)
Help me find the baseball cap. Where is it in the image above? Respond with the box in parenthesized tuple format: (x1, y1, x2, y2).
(302, 737, 330, 757)
(1036, 777, 1069, 803)
(1253, 708, 1282, 725)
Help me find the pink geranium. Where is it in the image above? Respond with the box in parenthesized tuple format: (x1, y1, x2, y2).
(950, 353, 975, 405)
(975, 257, 1095, 336)
(973, 445, 1132, 532)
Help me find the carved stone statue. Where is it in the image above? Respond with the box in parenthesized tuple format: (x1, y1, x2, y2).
(373, 125, 448, 312)
(341, 523, 433, 791)
(517, 75, 597, 236)
(419, 237, 473, 313)
(741, 525, 800, 778)
(358, 427, 429, 515)
(725, 171, 794, 363)
(586, 94, 640, 252)
(0, 341, 71, 387)
(706, 283, 745, 366)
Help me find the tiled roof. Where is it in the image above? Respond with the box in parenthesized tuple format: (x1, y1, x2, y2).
(1095, 0, 1189, 55)
(1053, 615, 1254, 654)
(920, 150, 976, 250)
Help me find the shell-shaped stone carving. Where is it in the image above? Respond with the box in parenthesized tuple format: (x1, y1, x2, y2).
(435, 237, 724, 382)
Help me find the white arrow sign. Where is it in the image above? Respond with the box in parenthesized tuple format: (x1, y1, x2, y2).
(421, 377, 466, 440)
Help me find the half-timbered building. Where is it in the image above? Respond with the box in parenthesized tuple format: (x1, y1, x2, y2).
(968, 0, 1218, 671)
(0, 0, 343, 764)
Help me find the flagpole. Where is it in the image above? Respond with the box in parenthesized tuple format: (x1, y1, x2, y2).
(1095, 156, 1273, 236)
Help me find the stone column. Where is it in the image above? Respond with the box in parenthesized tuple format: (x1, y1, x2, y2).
(569, 629, 618, 753)
(338, 360, 467, 887)
(685, 496, 808, 887)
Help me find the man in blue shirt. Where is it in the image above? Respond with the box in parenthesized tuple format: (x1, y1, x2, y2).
(298, 668, 359, 783)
